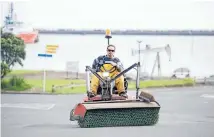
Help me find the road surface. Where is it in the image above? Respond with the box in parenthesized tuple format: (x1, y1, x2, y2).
(1, 86, 214, 137)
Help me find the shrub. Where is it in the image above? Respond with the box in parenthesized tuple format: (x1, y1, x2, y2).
(1, 76, 32, 91)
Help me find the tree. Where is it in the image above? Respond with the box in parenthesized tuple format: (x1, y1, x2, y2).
(1, 32, 26, 79)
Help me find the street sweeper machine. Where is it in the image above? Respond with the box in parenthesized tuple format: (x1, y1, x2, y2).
(69, 29, 161, 128)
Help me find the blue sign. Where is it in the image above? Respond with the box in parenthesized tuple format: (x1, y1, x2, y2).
(38, 53, 52, 57)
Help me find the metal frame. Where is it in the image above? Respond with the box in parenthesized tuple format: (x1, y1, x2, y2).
(85, 62, 141, 100)
(132, 44, 171, 78)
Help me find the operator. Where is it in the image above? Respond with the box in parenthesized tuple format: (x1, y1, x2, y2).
(88, 44, 128, 98)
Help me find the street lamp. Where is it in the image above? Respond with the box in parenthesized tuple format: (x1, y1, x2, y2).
(137, 40, 142, 78)
(137, 40, 142, 64)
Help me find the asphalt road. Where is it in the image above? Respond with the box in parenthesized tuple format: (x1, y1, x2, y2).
(1, 86, 214, 137)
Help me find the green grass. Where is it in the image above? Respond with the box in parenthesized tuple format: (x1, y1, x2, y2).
(22, 78, 195, 94)
(129, 78, 194, 89)
(8, 70, 41, 75)
(25, 79, 86, 93)
(2, 70, 195, 94)
(1, 76, 32, 91)
(54, 86, 86, 94)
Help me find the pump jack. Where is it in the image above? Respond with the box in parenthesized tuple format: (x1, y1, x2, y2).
(132, 44, 171, 78)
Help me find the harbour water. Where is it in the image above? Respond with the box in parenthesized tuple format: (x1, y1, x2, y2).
(14, 34, 214, 77)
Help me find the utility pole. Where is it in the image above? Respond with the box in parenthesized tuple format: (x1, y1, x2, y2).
(137, 40, 142, 63)
(137, 40, 142, 78)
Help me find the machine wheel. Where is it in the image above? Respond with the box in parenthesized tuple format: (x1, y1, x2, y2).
(69, 109, 74, 121)
(124, 77, 128, 93)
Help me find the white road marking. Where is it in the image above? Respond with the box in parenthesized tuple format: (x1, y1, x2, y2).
(0, 103, 56, 110)
(200, 94, 214, 99)
(46, 104, 56, 110)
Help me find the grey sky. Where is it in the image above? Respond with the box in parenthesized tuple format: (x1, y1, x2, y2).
(1, 0, 214, 29)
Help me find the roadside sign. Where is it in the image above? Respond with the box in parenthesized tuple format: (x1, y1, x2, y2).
(66, 61, 79, 72)
(66, 61, 79, 79)
(37, 44, 59, 93)
(46, 45, 58, 54)
(46, 45, 59, 48)
(38, 53, 53, 57)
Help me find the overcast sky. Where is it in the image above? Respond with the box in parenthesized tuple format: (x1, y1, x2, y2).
(0, 0, 214, 29)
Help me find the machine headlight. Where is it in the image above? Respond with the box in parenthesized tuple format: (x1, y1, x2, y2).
(102, 72, 110, 77)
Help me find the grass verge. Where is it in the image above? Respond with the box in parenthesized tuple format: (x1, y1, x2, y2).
(25, 79, 86, 93)
(8, 70, 41, 75)
(128, 78, 195, 89)
(1, 77, 195, 94)
(23, 78, 194, 94)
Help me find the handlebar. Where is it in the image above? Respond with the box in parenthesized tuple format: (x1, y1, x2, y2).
(85, 66, 106, 84)
(85, 62, 140, 84)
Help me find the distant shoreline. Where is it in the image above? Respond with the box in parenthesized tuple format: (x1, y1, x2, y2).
(37, 29, 214, 36)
